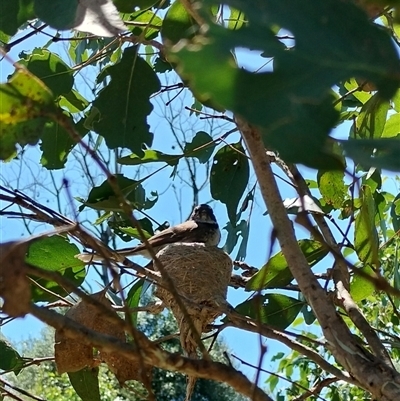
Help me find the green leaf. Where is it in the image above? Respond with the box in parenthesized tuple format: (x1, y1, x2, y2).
(26, 236, 86, 302)
(342, 138, 400, 171)
(246, 240, 328, 290)
(126, 279, 144, 327)
(381, 113, 400, 138)
(109, 217, 154, 242)
(0, 339, 23, 372)
(40, 114, 87, 170)
(0, 69, 54, 160)
(154, 57, 173, 73)
(68, 368, 101, 401)
(92, 47, 161, 156)
(80, 174, 153, 212)
(391, 193, 400, 233)
(59, 90, 89, 113)
(317, 170, 346, 209)
(161, 0, 196, 45)
(165, 0, 399, 167)
(234, 294, 304, 330)
(343, 78, 372, 105)
(18, 49, 74, 97)
(210, 142, 249, 224)
(118, 149, 180, 166)
(227, 7, 246, 30)
(125, 10, 162, 40)
(0, 0, 35, 37)
(354, 185, 379, 266)
(34, 0, 77, 30)
(184, 131, 216, 163)
(114, 0, 158, 12)
(350, 265, 375, 302)
(355, 94, 389, 139)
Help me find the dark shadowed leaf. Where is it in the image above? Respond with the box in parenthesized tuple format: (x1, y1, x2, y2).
(342, 138, 400, 171)
(80, 174, 146, 212)
(68, 368, 101, 401)
(165, 0, 399, 167)
(114, 0, 158, 12)
(210, 143, 249, 224)
(92, 46, 161, 156)
(246, 240, 328, 290)
(0, 339, 23, 373)
(234, 294, 304, 330)
(354, 185, 379, 266)
(391, 193, 400, 233)
(184, 131, 216, 163)
(40, 115, 87, 170)
(0, 0, 35, 37)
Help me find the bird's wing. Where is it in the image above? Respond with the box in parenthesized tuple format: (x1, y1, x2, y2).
(117, 221, 199, 256)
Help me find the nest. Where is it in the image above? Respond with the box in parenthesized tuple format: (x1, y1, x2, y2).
(154, 243, 232, 400)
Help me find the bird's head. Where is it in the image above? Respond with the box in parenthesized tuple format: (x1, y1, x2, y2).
(190, 204, 217, 224)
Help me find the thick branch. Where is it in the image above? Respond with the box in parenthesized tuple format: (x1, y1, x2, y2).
(236, 117, 400, 400)
(29, 304, 272, 401)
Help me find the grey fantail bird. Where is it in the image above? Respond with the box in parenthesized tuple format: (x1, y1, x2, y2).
(76, 204, 221, 263)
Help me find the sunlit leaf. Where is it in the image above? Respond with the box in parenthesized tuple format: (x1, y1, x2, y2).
(350, 265, 376, 302)
(118, 150, 180, 166)
(0, 69, 54, 160)
(317, 170, 346, 209)
(18, 49, 74, 97)
(354, 185, 379, 266)
(26, 236, 86, 302)
(246, 240, 328, 290)
(381, 113, 400, 138)
(355, 94, 389, 139)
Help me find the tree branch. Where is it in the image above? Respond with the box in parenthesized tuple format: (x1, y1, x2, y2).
(235, 117, 400, 400)
(29, 304, 273, 401)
